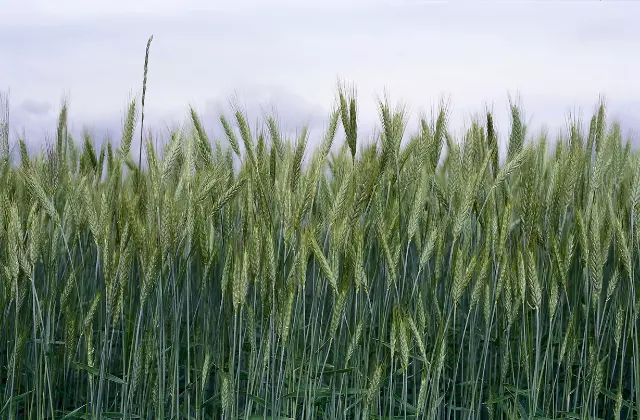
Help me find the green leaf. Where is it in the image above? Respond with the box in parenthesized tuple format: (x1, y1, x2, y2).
(102, 412, 141, 419)
(246, 393, 267, 408)
(60, 404, 89, 419)
(0, 391, 33, 414)
(246, 417, 293, 420)
(72, 361, 127, 384)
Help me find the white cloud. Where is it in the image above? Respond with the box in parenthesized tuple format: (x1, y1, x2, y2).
(1, 0, 638, 150)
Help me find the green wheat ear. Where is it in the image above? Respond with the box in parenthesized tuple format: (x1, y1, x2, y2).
(337, 80, 358, 162)
(138, 34, 153, 170)
(0, 90, 9, 162)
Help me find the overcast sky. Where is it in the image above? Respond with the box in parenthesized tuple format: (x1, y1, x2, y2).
(2, 0, 639, 157)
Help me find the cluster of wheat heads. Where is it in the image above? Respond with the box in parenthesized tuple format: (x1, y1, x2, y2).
(0, 90, 639, 419)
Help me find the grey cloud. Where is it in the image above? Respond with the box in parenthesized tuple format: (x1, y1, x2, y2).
(7, 107, 119, 155)
(21, 99, 52, 116)
(5, 93, 638, 168)
(196, 85, 332, 156)
(204, 85, 327, 132)
(7, 85, 333, 164)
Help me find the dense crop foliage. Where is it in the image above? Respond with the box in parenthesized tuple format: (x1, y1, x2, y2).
(1, 89, 639, 419)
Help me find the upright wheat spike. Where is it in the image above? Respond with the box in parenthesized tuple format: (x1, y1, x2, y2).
(138, 35, 153, 170)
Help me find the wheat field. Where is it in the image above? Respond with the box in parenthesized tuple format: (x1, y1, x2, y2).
(0, 83, 639, 419)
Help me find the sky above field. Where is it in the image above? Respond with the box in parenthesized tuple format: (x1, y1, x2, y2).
(2, 0, 639, 156)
